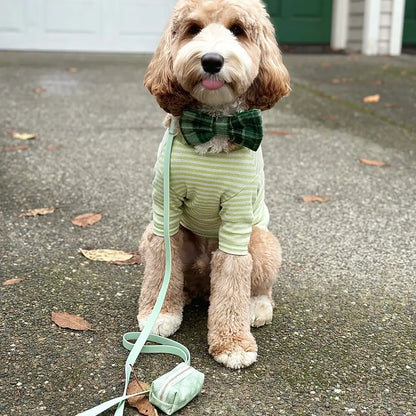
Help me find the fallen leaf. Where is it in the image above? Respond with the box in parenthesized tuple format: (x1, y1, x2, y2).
(362, 94, 380, 103)
(67, 67, 78, 72)
(6, 130, 37, 140)
(19, 207, 56, 217)
(127, 380, 157, 416)
(302, 195, 335, 203)
(4, 145, 29, 151)
(384, 103, 399, 108)
(2, 278, 23, 286)
(80, 249, 133, 263)
(331, 77, 353, 84)
(321, 62, 331, 67)
(34, 87, 46, 93)
(359, 158, 388, 167)
(267, 130, 294, 135)
(112, 251, 142, 266)
(323, 115, 339, 120)
(72, 213, 102, 227)
(51, 312, 92, 331)
(45, 145, 62, 151)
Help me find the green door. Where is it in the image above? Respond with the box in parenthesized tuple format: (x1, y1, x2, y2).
(264, 0, 333, 44)
(403, 0, 416, 44)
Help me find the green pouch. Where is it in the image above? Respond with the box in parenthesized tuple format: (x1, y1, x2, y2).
(149, 362, 204, 415)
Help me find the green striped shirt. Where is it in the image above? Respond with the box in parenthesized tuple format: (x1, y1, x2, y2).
(152, 130, 269, 255)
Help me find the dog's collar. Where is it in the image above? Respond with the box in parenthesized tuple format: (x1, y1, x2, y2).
(179, 108, 263, 152)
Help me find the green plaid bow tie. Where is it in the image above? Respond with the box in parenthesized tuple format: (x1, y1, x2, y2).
(179, 108, 263, 151)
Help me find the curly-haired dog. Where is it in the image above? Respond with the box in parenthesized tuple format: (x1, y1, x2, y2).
(138, 0, 290, 369)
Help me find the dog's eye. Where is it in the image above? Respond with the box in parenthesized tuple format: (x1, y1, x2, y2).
(230, 24, 245, 37)
(187, 24, 202, 36)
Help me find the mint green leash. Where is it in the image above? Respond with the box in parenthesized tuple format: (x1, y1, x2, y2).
(76, 119, 203, 416)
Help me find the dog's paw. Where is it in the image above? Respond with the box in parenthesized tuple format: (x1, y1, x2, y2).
(250, 295, 273, 327)
(209, 332, 257, 369)
(213, 349, 257, 369)
(137, 313, 182, 337)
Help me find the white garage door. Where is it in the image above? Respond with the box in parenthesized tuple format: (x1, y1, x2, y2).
(0, 0, 176, 53)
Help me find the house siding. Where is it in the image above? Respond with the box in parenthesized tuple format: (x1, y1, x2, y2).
(348, 0, 365, 51)
(345, 0, 403, 55)
(379, 0, 394, 54)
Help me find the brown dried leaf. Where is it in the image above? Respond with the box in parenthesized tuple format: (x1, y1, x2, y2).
(4, 145, 29, 151)
(19, 207, 56, 217)
(359, 158, 387, 167)
(2, 278, 23, 286)
(112, 251, 142, 266)
(384, 103, 399, 108)
(45, 145, 62, 151)
(331, 77, 353, 84)
(127, 380, 157, 416)
(302, 195, 335, 203)
(51, 312, 92, 331)
(67, 67, 78, 72)
(34, 87, 46, 93)
(6, 130, 37, 140)
(80, 249, 133, 263)
(362, 94, 380, 103)
(267, 130, 294, 135)
(72, 213, 102, 227)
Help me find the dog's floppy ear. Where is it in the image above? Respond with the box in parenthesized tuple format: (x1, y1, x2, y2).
(245, 13, 290, 110)
(144, 19, 195, 116)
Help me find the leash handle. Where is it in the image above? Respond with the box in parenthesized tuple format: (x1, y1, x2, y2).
(123, 332, 191, 363)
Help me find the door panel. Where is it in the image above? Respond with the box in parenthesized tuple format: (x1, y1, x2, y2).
(0, 0, 176, 52)
(403, 0, 416, 44)
(265, 0, 333, 44)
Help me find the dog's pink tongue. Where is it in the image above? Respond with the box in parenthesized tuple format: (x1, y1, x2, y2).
(202, 78, 224, 90)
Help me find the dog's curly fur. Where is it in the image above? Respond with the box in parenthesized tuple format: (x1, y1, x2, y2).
(138, 0, 289, 369)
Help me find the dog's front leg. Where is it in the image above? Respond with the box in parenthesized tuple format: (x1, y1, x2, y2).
(208, 250, 257, 369)
(137, 223, 184, 337)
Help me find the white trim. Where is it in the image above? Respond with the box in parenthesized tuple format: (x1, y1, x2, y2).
(331, 0, 350, 49)
(362, 0, 381, 55)
(389, 0, 405, 55)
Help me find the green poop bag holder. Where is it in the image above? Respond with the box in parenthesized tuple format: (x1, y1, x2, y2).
(77, 119, 204, 416)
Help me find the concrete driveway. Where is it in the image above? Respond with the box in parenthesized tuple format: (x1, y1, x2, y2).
(0, 51, 415, 416)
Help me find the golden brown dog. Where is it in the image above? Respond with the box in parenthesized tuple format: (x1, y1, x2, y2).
(138, 0, 290, 369)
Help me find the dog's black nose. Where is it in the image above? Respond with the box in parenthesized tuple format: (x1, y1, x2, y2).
(201, 53, 224, 74)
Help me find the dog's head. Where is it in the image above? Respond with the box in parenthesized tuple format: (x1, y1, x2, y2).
(144, 0, 290, 116)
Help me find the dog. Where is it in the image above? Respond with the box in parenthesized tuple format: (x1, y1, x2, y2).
(138, 0, 290, 369)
